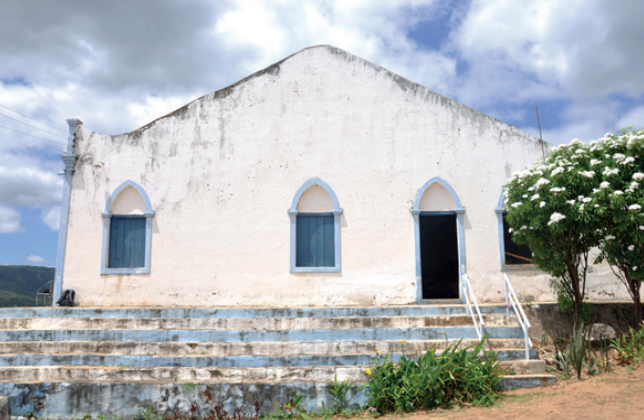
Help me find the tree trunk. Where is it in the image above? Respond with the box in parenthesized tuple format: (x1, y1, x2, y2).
(634, 280, 643, 327)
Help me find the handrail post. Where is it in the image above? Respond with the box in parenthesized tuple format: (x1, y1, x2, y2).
(462, 271, 485, 343)
(503, 274, 532, 360)
(504, 279, 509, 314)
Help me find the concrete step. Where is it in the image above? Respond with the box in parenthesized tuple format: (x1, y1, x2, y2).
(0, 338, 529, 356)
(0, 305, 512, 319)
(0, 360, 547, 384)
(0, 314, 517, 331)
(501, 374, 557, 389)
(0, 349, 538, 369)
(0, 375, 556, 418)
(503, 359, 547, 375)
(0, 325, 524, 342)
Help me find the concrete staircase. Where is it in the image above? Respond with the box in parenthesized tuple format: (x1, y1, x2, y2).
(0, 305, 555, 417)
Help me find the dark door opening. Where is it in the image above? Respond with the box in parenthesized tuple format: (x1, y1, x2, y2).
(419, 212, 459, 299)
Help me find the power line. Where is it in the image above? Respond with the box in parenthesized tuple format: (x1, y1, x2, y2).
(0, 103, 67, 134)
(0, 111, 67, 139)
(0, 123, 67, 146)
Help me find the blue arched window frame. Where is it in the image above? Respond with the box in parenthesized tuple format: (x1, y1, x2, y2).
(100, 180, 155, 275)
(494, 190, 535, 270)
(288, 177, 343, 273)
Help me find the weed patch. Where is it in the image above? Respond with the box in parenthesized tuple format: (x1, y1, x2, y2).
(362, 335, 505, 414)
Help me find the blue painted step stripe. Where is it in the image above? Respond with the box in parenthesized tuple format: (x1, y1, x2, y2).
(0, 305, 510, 319)
(0, 350, 539, 368)
(0, 326, 523, 342)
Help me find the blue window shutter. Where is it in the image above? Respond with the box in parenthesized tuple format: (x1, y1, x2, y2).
(322, 215, 334, 267)
(296, 213, 334, 267)
(109, 216, 145, 268)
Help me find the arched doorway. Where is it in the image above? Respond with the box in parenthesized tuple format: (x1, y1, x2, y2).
(411, 177, 465, 301)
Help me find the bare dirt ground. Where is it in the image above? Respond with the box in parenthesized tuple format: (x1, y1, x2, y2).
(360, 364, 644, 420)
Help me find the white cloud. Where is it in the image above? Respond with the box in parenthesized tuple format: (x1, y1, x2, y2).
(0, 205, 21, 233)
(0, 165, 62, 207)
(26, 255, 46, 264)
(212, 0, 456, 95)
(617, 106, 644, 132)
(41, 206, 61, 231)
(452, 0, 644, 101)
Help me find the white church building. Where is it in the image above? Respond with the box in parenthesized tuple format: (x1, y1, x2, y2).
(52, 45, 627, 307)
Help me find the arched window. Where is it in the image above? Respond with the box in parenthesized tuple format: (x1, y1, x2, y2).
(101, 180, 154, 274)
(410, 177, 465, 302)
(494, 190, 532, 268)
(288, 178, 343, 273)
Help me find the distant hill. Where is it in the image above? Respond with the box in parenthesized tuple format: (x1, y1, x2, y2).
(0, 265, 55, 307)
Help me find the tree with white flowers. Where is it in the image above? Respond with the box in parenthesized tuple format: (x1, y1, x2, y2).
(505, 139, 601, 323)
(586, 128, 644, 325)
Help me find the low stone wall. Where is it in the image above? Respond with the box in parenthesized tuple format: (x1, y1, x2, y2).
(524, 302, 643, 344)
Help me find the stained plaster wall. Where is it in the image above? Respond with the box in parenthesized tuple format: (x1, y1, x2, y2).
(61, 45, 629, 307)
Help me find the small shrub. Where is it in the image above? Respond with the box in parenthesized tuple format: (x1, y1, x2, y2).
(611, 325, 644, 364)
(542, 324, 613, 378)
(567, 324, 587, 380)
(518, 293, 535, 308)
(325, 375, 353, 415)
(363, 335, 504, 414)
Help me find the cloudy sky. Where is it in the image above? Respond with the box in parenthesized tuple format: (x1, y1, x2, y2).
(1, 0, 643, 266)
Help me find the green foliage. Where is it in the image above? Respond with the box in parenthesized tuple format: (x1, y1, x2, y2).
(181, 382, 197, 391)
(324, 375, 353, 415)
(138, 407, 162, 420)
(610, 325, 644, 364)
(0, 265, 54, 307)
(518, 293, 535, 308)
(550, 278, 594, 325)
(587, 332, 612, 376)
(265, 393, 310, 420)
(505, 139, 600, 321)
(585, 128, 644, 325)
(505, 130, 644, 324)
(542, 324, 612, 379)
(362, 336, 504, 414)
(567, 325, 587, 380)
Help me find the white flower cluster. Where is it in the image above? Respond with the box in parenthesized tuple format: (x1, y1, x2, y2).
(547, 212, 566, 226)
(534, 178, 550, 188)
(551, 167, 564, 176)
(629, 204, 641, 211)
(603, 167, 619, 177)
(633, 173, 644, 181)
(551, 187, 566, 194)
(579, 171, 595, 178)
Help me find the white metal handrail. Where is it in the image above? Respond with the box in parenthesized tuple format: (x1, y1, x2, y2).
(462, 271, 485, 341)
(503, 273, 533, 359)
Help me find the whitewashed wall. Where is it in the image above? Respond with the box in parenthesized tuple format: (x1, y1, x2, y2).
(61, 45, 629, 307)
